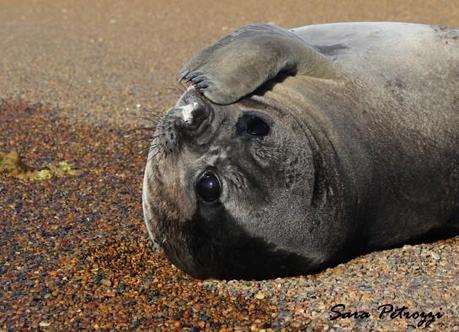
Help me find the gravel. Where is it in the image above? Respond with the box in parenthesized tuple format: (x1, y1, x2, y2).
(0, 101, 457, 331)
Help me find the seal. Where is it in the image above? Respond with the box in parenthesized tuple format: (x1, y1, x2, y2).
(143, 22, 459, 279)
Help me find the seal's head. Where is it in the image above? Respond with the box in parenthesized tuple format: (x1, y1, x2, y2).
(142, 85, 345, 279)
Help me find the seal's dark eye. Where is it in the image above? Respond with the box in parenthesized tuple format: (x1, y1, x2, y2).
(196, 171, 221, 202)
(247, 116, 270, 136)
(237, 114, 270, 137)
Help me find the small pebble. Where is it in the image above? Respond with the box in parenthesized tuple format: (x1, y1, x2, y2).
(101, 279, 112, 287)
(255, 291, 265, 300)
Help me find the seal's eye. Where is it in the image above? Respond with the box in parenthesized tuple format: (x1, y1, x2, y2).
(237, 114, 270, 137)
(247, 116, 270, 136)
(196, 171, 221, 202)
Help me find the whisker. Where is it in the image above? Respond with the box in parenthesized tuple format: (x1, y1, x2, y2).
(123, 126, 156, 135)
(148, 144, 160, 153)
(148, 149, 163, 162)
(166, 84, 187, 94)
(135, 115, 161, 123)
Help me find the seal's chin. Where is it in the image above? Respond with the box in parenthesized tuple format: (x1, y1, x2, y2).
(145, 193, 317, 280)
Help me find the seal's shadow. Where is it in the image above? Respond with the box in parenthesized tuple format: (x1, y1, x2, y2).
(249, 72, 293, 100)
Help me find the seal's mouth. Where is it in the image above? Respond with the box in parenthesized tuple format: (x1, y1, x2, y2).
(147, 197, 317, 280)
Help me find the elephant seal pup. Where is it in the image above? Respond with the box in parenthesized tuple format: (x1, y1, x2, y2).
(143, 22, 459, 280)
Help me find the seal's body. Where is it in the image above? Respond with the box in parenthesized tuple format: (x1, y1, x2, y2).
(143, 22, 459, 279)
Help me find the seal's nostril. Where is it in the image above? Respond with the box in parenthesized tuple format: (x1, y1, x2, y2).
(190, 105, 210, 128)
(179, 102, 198, 124)
(175, 102, 211, 134)
(174, 102, 210, 129)
(155, 88, 214, 154)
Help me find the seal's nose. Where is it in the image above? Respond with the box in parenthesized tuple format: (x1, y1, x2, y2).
(174, 86, 213, 132)
(176, 101, 210, 132)
(155, 94, 213, 154)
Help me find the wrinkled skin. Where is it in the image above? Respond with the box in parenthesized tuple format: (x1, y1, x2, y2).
(143, 22, 459, 280)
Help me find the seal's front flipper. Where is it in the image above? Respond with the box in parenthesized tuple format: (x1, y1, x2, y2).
(178, 24, 337, 105)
